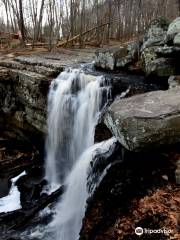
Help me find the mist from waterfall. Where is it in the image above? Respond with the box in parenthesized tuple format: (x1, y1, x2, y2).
(45, 68, 112, 240)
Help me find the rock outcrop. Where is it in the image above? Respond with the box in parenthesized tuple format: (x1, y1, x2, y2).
(141, 18, 180, 77)
(0, 51, 100, 148)
(141, 50, 175, 77)
(141, 19, 168, 50)
(94, 43, 138, 70)
(104, 88, 180, 152)
(94, 17, 180, 78)
(0, 55, 64, 147)
(0, 70, 48, 147)
(140, 19, 179, 77)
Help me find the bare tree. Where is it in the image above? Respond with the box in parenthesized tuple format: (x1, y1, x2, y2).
(177, 0, 180, 15)
(0, 0, 179, 48)
(19, 0, 26, 44)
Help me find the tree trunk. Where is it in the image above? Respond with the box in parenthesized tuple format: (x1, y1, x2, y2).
(35, 0, 45, 42)
(177, 0, 180, 15)
(19, 0, 26, 45)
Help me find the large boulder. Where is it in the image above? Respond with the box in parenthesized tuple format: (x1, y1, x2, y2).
(140, 18, 180, 77)
(94, 43, 138, 70)
(141, 47, 175, 76)
(104, 88, 180, 152)
(94, 46, 128, 70)
(166, 17, 180, 43)
(141, 19, 168, 50)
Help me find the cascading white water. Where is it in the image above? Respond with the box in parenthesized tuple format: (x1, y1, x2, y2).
(45, 68, 112, 240)
(52, 138, 116, 240)
(45, 68, 109, 185)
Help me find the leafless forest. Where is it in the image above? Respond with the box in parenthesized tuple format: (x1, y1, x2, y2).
(0, 0, 180, 49)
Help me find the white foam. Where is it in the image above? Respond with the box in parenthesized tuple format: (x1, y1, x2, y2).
(51, 138, 116, 240)
(0, 171, 26, 213)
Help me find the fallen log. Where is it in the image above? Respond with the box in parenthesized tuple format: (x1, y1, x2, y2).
(26, 43, 56, 47)
(57, 22, 110, 47)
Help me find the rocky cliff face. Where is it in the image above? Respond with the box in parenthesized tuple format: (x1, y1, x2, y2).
(0, 56, 64, 149)
(0, 49, 96, 144)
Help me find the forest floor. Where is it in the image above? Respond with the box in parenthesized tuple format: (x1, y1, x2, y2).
(0, 39, 134, 62)
(83, 184, 180, 240)
(113, 184, 180, 240)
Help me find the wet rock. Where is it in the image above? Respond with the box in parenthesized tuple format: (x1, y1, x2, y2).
(94, 123, 112, 142)
(142, 19, 168, 50)
(166, 17, 180, 44)
(0, 186, 64, 232)
(168, 75, 180, 88)
(0, 138, 39, 202)
(87, 140, 120, 196)
(16, 173, 47, 209)
(104, 88, 180, 151)
(106, 72, 167, 99)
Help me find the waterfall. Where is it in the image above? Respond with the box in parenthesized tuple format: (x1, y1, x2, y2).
(45, 68, 112, 240)
(52, 138, 117, 240)
(45, 68, 109, 185)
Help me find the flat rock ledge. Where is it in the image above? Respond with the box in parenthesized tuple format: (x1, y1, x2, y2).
(104, 88, 180, 151)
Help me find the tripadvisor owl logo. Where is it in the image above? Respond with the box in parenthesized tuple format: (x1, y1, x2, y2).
(135, 227, 173, 236)
(135, 227, 144, 236)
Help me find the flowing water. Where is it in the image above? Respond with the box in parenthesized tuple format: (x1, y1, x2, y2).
(44, 68, 114, 240)
(45, 68, 109, 185)
(51, 138, 116, 240)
